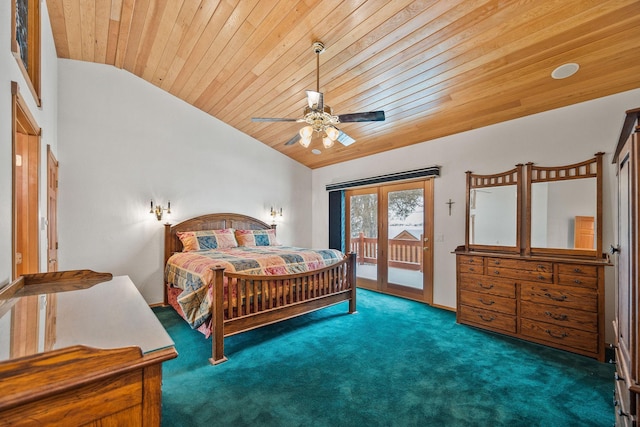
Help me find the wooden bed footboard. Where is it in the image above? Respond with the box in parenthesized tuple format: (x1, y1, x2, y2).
(209, 252, 357, 365)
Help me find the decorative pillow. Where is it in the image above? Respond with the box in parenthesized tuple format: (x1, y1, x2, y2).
(177, 229, 238, 252)
(235, 229, 280, 247)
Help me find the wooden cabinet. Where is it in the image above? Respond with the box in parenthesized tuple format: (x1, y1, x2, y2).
(612, 107, 640, 425)
(0, 271, 177, 426)
(456, 251, 607, 361)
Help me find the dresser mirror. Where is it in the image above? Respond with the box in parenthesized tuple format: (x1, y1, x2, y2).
(525, 153, 603, 258)
(465, 165, 523, 253)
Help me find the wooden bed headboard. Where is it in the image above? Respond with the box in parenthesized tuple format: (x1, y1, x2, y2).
(163, 213, 275, 265)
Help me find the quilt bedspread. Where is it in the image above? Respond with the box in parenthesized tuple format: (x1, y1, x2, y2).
(165, 246, 344, 329)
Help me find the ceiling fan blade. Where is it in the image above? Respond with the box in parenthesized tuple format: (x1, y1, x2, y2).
(284, 133, 301, 146)
(336, 129, 356, 146)
(338, 111, 385, 122)
(306, 90, 324, 110)
(251, 117, 299, 122)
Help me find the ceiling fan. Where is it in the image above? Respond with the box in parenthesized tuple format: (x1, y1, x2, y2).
(251, 41, 385, 149)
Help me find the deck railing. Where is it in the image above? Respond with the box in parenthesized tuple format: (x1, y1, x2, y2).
(349, 232, 423, 272)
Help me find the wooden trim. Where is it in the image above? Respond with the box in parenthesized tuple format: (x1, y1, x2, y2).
(613, 107, 640, 164)
(11, 0, 41, 106)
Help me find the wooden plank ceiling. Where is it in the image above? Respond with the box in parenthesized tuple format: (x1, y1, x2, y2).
(46, 0, 640, 169)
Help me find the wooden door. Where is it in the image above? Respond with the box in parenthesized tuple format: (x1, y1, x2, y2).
(14, 133, 39, 276)
(346, 179, 434, 304)
(574, 216, 595, 249)
(47, 146, 59, 272)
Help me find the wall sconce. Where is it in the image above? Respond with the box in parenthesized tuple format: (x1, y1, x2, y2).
(270, 206, 283, 224)
(150, 200, 171, 221)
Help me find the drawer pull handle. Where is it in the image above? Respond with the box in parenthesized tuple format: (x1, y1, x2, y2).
(618, 409, 629, 418)
(615, 372, 625, 382)
(468, 259, 475, 264)
(468, 267, 475, 272)
(537, 265, 546, 270)
(544, 311, 568, 321)
(573, 268, 582, 273)
(479, 283, 494, 290)
(544, 293, 567, 302)
(479, 314, 495, 322)
(494, 270, 500, 275)
(478, 298, 495, 306)
(573, 279, 582, 284)
(545, 329, 568, 339)
(493, 260, 501, 265)
(537, 275, 546, 280)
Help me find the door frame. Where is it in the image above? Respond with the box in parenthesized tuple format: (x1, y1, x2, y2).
(47, 145, 59, 272)
(12, 81, 41, 279)
(346, 178, 434, 304)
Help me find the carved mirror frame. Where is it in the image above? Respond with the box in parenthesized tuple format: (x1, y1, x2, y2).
(525, 153, 603, 258)
(465, 165, 523, 254)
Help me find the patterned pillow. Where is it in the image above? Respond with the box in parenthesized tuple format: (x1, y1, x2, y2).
(177, 229, 238, 252)
(235, 229, 280, 247)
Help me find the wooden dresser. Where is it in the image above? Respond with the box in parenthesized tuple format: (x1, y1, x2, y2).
(0, 271, 177, 426)
(456, 250, 607, 361)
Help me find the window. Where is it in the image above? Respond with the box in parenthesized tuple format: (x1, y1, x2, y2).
(12, 0, 41, 105)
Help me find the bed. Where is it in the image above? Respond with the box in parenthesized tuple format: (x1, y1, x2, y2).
(163, 213, 356, 364)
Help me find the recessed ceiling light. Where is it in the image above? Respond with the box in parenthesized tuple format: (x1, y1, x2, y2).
(551, 63, 579, 79)
(311, 149, 321, 155)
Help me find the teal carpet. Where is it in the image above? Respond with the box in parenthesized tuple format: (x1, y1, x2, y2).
(154, 289, 614, 426)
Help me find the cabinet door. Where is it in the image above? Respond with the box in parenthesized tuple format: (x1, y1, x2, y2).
(616, 132, 636, 381)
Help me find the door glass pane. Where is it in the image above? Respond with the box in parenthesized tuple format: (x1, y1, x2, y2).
(349, 193, 378, 281)
(387, 188, 423, 290)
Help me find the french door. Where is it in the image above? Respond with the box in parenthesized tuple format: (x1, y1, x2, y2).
(346, 179, 434, 304)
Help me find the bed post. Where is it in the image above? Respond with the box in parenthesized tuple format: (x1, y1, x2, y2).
(209, 266, 228, 365)
(348, 252, 357, 314)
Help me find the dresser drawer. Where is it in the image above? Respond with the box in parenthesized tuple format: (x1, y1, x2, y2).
(520, 301, 597, 331)
(458, 305, 516, 333)
(459, 274, 516, 298)
(487, 266, 553, 283)
(557, 263, 598, 277)
(458, 264, 483, 275)
(486, 258, 552, 272)
(458, 255, 484, 266)
(520, 284, 597, 312)
(557, 274, 598, 289)
(520, 318, 597, 353)
(459, 290, 516, 315)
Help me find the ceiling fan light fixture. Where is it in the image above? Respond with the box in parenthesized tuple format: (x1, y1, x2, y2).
(325, 126, 339, 141)
(322, 135, 335, 149)
(299, 125, 313, 139)
(299, 135, 312, 148)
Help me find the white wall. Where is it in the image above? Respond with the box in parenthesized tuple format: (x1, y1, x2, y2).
(0, 1, 59, 286)
(57, 60, 312, 304)
(312, 87, 640, 343)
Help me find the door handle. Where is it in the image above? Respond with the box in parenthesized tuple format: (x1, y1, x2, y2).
(610, 244, 620, 254)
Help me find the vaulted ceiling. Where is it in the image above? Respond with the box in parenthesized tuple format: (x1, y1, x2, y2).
(46, 0, 640, 169)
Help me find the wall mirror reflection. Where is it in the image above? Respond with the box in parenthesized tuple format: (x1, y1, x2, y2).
(526, 153, 603, 258)
(465, 165, 523, 253)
